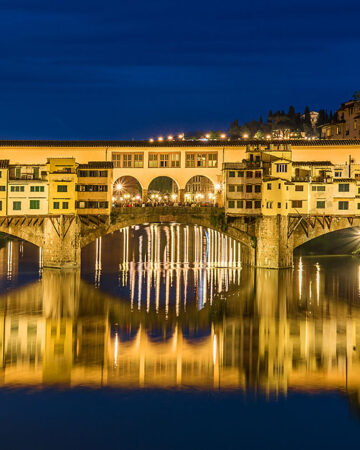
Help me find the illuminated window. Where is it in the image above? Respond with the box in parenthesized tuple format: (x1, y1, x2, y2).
(171, 153, 180, 168)
(185, 153, 195, 168)
(149, 154, 158, 168)
(208, 153, 217, 167)
(134, 154, 144, 168)
(123, 154, 132, 168)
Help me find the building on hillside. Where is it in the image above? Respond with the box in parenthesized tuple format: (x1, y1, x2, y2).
(47, 158, 77, 215)
(0, 160, 9, 216)
(7, 164, 48, 216)
(75, 162, 113, 215)
(224, 143, 360, 216)
(320, 99, 360, 139)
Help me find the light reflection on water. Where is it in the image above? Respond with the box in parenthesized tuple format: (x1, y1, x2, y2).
(0, 226, 360, 410)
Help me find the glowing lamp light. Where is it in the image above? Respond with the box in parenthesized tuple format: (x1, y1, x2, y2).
(135, 195, 141, 200)
(171, 194, 177, 200)
(220, 133, 226, 139)
(205, 133, 211, 139)
(120, 196, 124, 201)
(215, 183, 221, 192)
(149, 138, 154, 143)
(112, 196, 116, 202)
(208, 193, 214, 199)
(116, 183, 123, 191)
(243, 133, 249, 139)
(266, 134, 271, 139)
(178, 134, 184, 139)
(167, 135, 173, 141)
(158, 136, 163, 142)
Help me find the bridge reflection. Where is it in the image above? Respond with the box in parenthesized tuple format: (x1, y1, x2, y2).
(0, 259, 359, 408)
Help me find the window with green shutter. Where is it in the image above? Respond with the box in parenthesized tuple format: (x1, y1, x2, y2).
(30, 200, 40, 209)
(13, 201, 21, 211)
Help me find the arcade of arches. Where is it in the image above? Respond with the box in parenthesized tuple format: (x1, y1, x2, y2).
(112, 175, 221, 205)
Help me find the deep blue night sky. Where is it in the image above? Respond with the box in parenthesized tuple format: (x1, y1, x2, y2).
(0, 0, 359, 139)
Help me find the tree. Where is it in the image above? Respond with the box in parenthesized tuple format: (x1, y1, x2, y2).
(254, 130, 264, 140)
(354, 91, 360, 101)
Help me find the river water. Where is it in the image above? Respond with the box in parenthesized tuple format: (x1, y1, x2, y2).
(0, 224, 359, 449)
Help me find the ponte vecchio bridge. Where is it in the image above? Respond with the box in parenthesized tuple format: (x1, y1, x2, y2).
(0, 139, 360, 268)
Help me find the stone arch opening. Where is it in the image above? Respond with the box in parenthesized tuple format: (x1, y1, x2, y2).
(148, 176, 179, 203)
(293, 226, 360, 255)
(185, 175, 217, 204)
(113, 176, 143, 205)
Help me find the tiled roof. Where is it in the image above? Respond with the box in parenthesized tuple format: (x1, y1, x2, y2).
(292, 161, 333, 166)
(0, 139, 360, 148)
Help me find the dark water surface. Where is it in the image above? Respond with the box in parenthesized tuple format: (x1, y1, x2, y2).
(1, 225, 360, 449)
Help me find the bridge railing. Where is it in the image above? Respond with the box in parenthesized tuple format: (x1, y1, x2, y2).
(112, 206, 223, 215)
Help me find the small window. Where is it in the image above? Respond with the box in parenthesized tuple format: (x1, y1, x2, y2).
(295, 185, 304, 191)
(57, 185, 68, 192)
(237, 200, 243, 208)
(255, 171, 261, 178)
(338, 183, 349, 192)
(255, 185, 261, 193)
(277, 202, 281, 208)
(229, 171, 235, 178)
(316, 201, 325, 209)
(62, 202, 69, 209)
(236, 185, 243, 192)
(53, 202, 60, 209)
(291, 200, 303, 208)
(266, 201, 273, 209)
(267, 183, 272, 190)
(237, 171, 244, 177)
(245, 201, 252, 209)
(276, 163, 287, 173)
(317, 186, 325, 192)
(338, 201, 349, 210)
(228, 200, 235, 208)
(228, 185, 235, 192)
(246, 171, 253, 178)
(13, 201, 21, 211)
(335, 171, 342, 177)
(0, 200, 2, 210)
(254, 200, 261, 209)
(358, 203, 360, 210)
(246, 185, 252, 193)
(0, 186, 5, 191)
(30, 200, 40, 210)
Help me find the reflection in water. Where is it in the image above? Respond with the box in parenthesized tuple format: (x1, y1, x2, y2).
(0, 237, 359, 410)
(82, 225, 242, 313)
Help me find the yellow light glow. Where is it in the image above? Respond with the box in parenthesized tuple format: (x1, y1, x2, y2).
(167, 135, 173, 141)
(243, 133, 249, 139)
(149, 138, 154, 143)
(158, 136, 163, 142)
(205, 133, 211, 139)
(171, 194, 177, 200)
(220, 133, 226, 139)
(116, 183, 123, 191)
(178, 134, 184, 139)
(215, 183, 221, 191)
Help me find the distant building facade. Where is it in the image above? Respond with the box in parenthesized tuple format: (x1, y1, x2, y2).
(320, 99, 360, 139)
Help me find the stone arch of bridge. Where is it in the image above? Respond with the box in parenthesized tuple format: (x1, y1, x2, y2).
(291, 216, 360, 250)
(80, 209, 255, 266)
(0, 224, 44, 249)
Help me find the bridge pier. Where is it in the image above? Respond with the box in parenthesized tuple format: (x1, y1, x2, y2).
(42, 216, 81, 269)
(255, 215, 293, 269)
